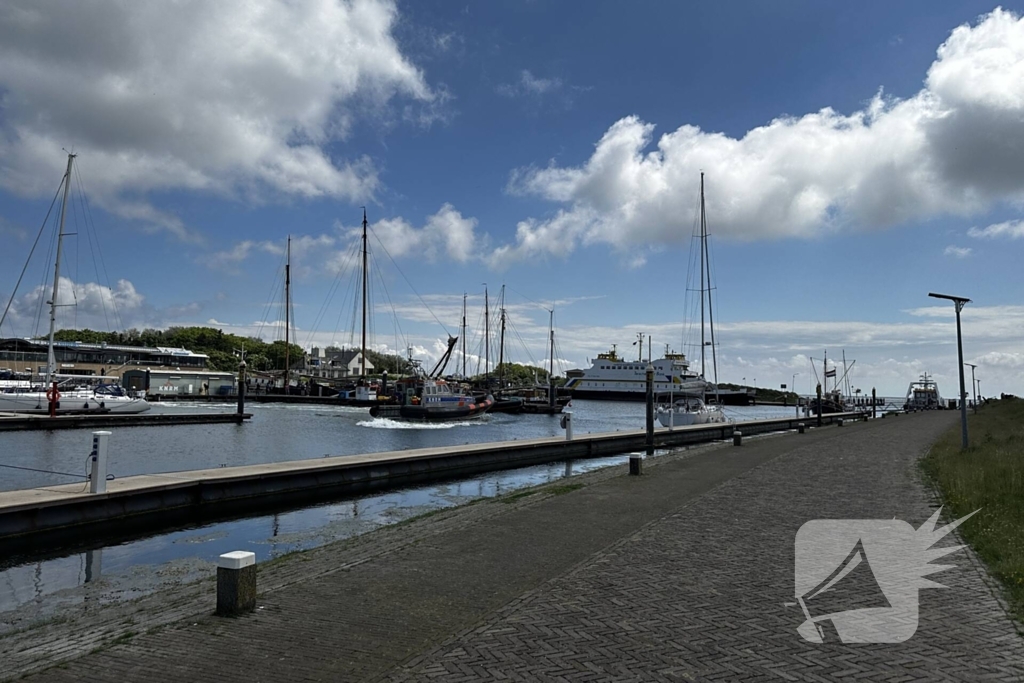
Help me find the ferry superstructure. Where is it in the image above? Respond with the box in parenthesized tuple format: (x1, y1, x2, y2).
(564, 347, 706, 401)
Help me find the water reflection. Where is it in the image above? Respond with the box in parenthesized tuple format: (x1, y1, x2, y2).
(0, 452, 644, 617)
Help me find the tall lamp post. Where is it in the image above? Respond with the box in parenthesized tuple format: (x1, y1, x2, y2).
(964, 362, 978, 415)
(929, 292, 970, 450)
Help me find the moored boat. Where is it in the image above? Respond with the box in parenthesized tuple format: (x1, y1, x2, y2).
(0, 154, 149, 415)
(657, 395, 728, 427)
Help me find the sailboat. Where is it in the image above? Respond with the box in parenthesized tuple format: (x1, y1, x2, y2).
(657, 173, 727, 428)
(0, 154, 150, 414)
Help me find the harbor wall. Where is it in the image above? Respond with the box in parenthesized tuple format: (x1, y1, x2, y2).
(0, 412, 860, 548)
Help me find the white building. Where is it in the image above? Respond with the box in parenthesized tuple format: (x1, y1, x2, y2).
(307, 348, 374, 379)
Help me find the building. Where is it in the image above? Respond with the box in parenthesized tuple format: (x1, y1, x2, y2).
(307, 347, 374, 380)
(0, 338, 209, 381)
(123, 369, 236, 396)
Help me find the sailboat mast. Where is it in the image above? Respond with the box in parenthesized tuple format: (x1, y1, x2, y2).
(498, 286, 506, 387)
(46, 153, 75, 385)
(703, 175, 719, 387)
(823, 349, 828, 395)
(461, 293, 467, 378)
(548, 309, 555, 408)
(699, 173, 706, 379)
(484, 286, 490, 381)
(284, 235, 291, 385)
(361, 208, 368, 379)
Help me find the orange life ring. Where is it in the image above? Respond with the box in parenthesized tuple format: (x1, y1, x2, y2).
(46, 387, 61, 402)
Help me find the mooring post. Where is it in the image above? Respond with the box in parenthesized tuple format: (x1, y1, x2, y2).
(237, 360, 246, 416)
(798, 423, 805, 434)
(838, 418, 844, 427)
(872, 387, 877, 419)
(89, 431, 110, 494)
(733, 429, 743, 446)
(645, 363, 654, 456)
(816, 383, 823, 428)
(561, 411, 573, 441)
(217, 551, 257, 617)
(629, 452, 643, 476)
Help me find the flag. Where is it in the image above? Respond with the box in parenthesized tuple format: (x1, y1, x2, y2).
(825, 369, 837, 378)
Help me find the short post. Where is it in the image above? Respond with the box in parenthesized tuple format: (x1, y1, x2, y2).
(89, 431, 110, 494)
(733, 429, 743, 446)
(629, 453, 643, 476)
(871, 388, 877, 419)
(798, 423, 805, 434)
(645, 363, 654, 456)
(237, 360, 247, 416)
(837, 418, 844, 427)
(561, 411, 573, 441)
(217, 551, 257, 616)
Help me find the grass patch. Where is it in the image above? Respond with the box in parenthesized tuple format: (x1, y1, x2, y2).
(547, 483, 584, 496)
(920, 398, 1024, 621)
(501, 490, 538, 504)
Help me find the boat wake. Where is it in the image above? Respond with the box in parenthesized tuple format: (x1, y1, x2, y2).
(356, 417, 486, 430)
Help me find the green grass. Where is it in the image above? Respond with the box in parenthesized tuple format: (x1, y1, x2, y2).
(920, 398, 1024, 621)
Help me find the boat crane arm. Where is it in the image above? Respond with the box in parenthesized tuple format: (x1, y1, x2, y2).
(429, 335, 459, 378)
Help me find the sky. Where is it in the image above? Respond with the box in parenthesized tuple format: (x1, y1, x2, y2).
(1, 0, 1023, 397)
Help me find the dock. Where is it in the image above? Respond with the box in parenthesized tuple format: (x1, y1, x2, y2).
(0, 412, 858, 544)
(0, 411, 251, 432)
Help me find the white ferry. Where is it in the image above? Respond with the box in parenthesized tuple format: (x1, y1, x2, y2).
(564, 347, 707, 401)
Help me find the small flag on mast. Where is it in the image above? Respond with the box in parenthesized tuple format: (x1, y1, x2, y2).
(825, 369, 837, 378)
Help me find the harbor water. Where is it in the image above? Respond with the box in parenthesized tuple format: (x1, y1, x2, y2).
(0, 400, 800, 623)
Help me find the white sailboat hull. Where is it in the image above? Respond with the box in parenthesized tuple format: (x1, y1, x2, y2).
(0, 389, 150, 414)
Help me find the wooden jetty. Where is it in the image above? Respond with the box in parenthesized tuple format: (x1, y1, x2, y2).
(0, 411, 251, 432)
(0, 412, 861, 544)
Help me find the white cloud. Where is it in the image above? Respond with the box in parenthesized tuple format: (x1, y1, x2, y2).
(968, 218, 1024, 239)
(943, 245, 972, 258)
(1, 277, 144, 337)
(348, 204, 479, 263)
(494, 8, 1024, 261)
(496, 70, 564, 97)
(0, 0, 437, 240)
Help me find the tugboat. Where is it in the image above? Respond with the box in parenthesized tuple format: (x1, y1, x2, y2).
(903, 373, 942, 411)
(368, 336, 494, 421)
(369, 376, 493, 421)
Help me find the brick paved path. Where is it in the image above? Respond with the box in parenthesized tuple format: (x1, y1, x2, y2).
(7, 413, 1022, 682)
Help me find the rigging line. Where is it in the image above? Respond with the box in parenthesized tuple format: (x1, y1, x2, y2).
(255, 247, 288, 339)
(75, 165, 122, 332)
(368, 249, 410, 358)
(0, 179, 65, 334)
(329, 241, 361, 349)
(33, 197, 62, 339)
(0, 462, 88, 479)
(504, 284, 553, 312)
(367, 228, 451, 336)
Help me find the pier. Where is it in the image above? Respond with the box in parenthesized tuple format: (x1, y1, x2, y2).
(0, 412, 857, 543)
(0, 411, 251, 432)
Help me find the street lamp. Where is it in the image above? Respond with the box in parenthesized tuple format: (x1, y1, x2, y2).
(929, 292, 970, 449)
(964, 362, 978, 414)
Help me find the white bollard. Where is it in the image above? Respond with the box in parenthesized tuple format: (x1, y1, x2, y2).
(561, 411, 573, 441)
(90, 431, 110, 494)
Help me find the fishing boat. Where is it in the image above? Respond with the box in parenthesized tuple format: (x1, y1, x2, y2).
(368, 336, 493, 420)
(806, 349, 853, 415)
(369, 375, 493, 420)
(656, 173, 726, 427)
(0, 154, 149, 415)
(903, 373, 942, 411)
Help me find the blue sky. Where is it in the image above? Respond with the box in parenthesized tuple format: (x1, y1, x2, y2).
(1, 0, 1023, 396)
